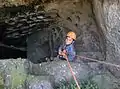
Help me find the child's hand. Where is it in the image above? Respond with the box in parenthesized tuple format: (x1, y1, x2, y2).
(59, 50, 66, 55)
(61, 52, 66, 56)
(61, 50, 67, 56)
(61, 51, 67, 59)
(63, 50, 67, 54)
(59, 50, 67, 59)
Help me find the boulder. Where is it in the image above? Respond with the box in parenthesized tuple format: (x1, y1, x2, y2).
(0, 58, 54, 89)
(25, 58, 104, 85)
(92, 72, 120, 89)
(25, 75, 54, 89)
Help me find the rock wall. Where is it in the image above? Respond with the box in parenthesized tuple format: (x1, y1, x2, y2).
(0, 58, 120, 89)
(0, 0, 33, 7)
(43, 0, 105, 60)
(0, 0, 120, 88)
(0, 0, 106, 62)
(92, 0, 120, 77)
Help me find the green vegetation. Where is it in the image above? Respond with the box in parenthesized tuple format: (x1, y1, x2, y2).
(0, 74, 4, 89)
(0, 85, 4, 89)
(11, 69, 26, 89)
(55, 78, 99, 89)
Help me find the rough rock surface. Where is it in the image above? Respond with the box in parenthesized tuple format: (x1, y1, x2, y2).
(25, 75, 54, 89)
(25, 59, 103, 83)
(0, 58, 120, 89)
(43, 0, 105, 60)
(0, 58, 55, 89)
(0, 58, 27, 89)
(93, 0, 120, 78)
(92, 73, 120, 89)
(25, 0, 105, 63)
(0, 0, 120, 89)
(0, 0, 34, 7)
(0, 0, 105, 61)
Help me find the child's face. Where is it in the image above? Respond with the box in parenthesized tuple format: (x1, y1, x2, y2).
(65, 36, 73, 45)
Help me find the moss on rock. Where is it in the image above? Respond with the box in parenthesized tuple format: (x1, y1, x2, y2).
(0, 58, 27, 89)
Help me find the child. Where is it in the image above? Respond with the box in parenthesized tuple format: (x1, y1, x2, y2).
(58, 31, 76, 61)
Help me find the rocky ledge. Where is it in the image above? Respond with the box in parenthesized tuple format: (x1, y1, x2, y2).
(0, 58, 120, 89)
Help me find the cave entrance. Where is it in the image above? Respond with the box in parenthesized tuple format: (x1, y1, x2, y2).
(0, 1, 106, 63)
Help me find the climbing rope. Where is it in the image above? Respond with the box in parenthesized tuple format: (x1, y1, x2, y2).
(66, 56, 81, 89)
(0, 42, 26, 51)
(65, 55, 120, 89)
(77, 55, 120, 68)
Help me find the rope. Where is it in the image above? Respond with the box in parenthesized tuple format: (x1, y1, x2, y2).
(77, 55, 120, 68)
(0, 42, 26, 51)
(66, 57, 81, 89)
(65, 55, 120, 89)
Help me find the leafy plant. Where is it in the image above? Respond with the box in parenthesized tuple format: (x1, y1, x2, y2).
(55, 78, 99, 89)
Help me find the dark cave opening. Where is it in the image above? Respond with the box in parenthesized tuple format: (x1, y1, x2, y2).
(0, 5, 55, 60)
(0, 21, 27, 59)
(0, 45, 26, 59)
